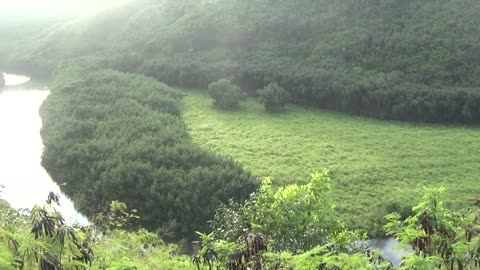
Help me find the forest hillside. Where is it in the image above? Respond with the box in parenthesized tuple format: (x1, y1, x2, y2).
(3, 0, 480, 123)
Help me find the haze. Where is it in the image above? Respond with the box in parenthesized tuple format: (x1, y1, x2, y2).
(0, 0, 128, 17)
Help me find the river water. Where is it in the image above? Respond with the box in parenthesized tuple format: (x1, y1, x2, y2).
(0, 73, 87, 224)
(366, 237, 412, 266)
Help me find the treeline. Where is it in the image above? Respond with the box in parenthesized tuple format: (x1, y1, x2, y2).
(238, 67, 480, 123)
(40, 65, 258, 238)
(5, 0, 480, 123)
(142, 63, 480, 123)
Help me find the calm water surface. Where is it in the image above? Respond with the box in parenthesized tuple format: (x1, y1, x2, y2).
(367, 237, 412, 266)
(0, 73, 87, 224)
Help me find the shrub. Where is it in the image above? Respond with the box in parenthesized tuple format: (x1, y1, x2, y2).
(210, 170, 343, 253)
(257, 82, 291, 113)
(207, 79, 242, 110)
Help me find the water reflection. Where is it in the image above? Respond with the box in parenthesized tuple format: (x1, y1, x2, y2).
(367, 237, 412, 266)
(0, 75, 87, 225)
(3, 73, 31, 86)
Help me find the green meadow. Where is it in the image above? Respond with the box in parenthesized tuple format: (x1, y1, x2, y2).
(179, 89, 480, 234)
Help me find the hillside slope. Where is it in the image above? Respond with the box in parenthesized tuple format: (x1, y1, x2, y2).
(5, 0, 480, 122)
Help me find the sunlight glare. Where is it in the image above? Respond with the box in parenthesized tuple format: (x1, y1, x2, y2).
(0, 0, 128, 16)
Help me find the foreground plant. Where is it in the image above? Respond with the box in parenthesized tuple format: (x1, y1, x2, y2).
(385, 187, 480, 269)
(194, 171, 386, 269)
(0, 191, 190, 269)
(0, 192, 93, 270)
(211, 170, 349, 253)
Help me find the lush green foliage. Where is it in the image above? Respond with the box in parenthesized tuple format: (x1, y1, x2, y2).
(0, 193, 94, 270)
(2, 185, 478, 269)
(211, 171, 346, 253)
(40, 68, 258, 238)
(257, 82, 291, 113)
(5, 0, 480, 123)
(0, 185, 380, 270)
(195, 171, 385, 270)
(196, 183, 480, 269)
(180, 89, 480, 235)
(384, 187, 480, 269)
(207, 79, 242, 110)
(3, 1, 480, 268)
(0, 193, 192, 269)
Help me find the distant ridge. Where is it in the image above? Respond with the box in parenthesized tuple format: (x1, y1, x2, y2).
(4, 0, 480, 123)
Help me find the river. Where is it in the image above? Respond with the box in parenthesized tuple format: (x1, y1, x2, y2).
(0, 73, 87, 224)
(366, 237, 412, 266)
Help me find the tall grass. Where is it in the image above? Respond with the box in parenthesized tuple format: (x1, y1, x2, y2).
(179, 89, 480, 234)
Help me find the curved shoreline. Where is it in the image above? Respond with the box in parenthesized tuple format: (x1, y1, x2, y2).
(0, 74, 87, 225)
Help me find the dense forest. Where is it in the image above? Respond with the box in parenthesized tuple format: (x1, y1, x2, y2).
(39, 63, 257, 238)
(3, 0, 480, 123)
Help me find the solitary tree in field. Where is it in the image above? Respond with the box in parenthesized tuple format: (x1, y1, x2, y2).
(257, 82, 291, 113)
(208, 79, 243, 110)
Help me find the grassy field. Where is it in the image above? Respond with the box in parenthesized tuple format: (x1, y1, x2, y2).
(178, 89, 480, 234)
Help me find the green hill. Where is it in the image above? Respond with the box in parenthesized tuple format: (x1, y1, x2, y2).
(4, 0, 480, 123)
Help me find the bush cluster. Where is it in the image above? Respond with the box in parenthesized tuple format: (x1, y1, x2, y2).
(257, 82, 291, 113)
(207, 79, 243, 110)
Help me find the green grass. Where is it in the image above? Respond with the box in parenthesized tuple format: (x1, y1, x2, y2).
(178, 89, 480, 234)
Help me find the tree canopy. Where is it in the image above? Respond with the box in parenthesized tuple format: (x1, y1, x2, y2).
(40, 66, 258, 238)
(207, 79, 243, 110)
(3, 0, 480, 122)
(257, 82, 291, 113)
